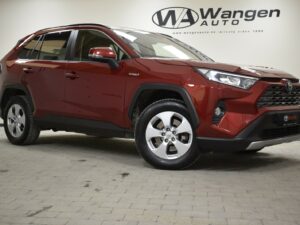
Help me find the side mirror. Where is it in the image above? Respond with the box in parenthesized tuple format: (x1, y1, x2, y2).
(88, 47, 119, 69)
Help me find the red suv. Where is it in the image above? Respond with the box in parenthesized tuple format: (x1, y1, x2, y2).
(0, 24, 299, 169)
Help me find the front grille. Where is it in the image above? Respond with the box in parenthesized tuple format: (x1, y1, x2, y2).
(257, 85, 300, 108)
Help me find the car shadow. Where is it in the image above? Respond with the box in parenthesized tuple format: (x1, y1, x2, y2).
(190, 151, 300, 171)
(5, 132, 300, 171)
(36, 134, 139, 157)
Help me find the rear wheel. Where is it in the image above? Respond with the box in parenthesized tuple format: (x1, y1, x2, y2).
(135, 99, 199, 169)
(3, 96, 40, 145)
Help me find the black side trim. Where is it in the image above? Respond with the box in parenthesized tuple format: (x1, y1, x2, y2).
(66, 30, 78, 60)
(197, 137, 250, 152)
(128, 83, 200, 128)
(35, 115, 133, 138)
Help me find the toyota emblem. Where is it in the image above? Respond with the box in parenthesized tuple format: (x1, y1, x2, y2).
(282, 79, 293, 94)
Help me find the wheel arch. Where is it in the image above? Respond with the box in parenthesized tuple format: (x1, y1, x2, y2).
(128, 83, 199, 128)
(0, 84, 35, 118)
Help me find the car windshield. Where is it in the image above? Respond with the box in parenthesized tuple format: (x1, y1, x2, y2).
(113, 29, 213, 62)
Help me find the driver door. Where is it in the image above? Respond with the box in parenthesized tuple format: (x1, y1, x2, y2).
(64, 29, 128, 126)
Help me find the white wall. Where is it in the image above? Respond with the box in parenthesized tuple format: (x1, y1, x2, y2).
(0, 0, 299, 77)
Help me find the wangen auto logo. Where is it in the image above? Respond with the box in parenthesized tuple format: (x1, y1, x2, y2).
(152, 7, 281, 29)
(152, 7, 199, 29)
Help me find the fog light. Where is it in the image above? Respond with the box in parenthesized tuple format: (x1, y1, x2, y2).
(212, 101, 226, 124)
(214, 107, 222, 117)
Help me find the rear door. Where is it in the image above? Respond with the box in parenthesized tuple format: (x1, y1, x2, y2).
(20, 30, 72, 117)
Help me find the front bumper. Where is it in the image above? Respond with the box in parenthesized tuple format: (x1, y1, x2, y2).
(246, 134, 300, 150)
(197, 110, 300, 151)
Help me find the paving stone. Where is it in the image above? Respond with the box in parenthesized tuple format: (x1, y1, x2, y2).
(0, 130, 299, 225)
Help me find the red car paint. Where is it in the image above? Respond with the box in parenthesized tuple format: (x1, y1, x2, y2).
(0, 24, 300, 145)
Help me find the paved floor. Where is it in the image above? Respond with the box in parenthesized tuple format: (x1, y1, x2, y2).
(0, 126, 300, 225)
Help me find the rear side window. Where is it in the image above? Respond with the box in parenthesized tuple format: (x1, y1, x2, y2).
(39, 31, 71, 60)
(18, 35, 42, 59)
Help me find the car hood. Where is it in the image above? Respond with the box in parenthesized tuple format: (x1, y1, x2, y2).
(154, 59, 298, 81)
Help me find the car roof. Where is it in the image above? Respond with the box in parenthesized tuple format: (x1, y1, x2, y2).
(36, 23, 162, 36)
(36, 23, 111, 33)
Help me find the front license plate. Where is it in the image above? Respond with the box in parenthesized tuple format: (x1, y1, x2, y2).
(282, 114, 298, 126)
(273, 113, 299, 126)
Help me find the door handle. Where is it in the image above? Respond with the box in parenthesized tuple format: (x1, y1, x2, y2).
(23, 67, 33, 73)
(65, 72, 80, 80)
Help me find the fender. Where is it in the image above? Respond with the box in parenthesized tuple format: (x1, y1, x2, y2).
(128, 83, 200, 128)
(0, 84, 35, 117)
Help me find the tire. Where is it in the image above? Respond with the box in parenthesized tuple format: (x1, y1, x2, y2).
(3, 96, 40, 145)
(135, 99, 199, 169)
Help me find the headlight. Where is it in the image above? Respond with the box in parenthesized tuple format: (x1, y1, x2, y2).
(196, 68, 258, 89)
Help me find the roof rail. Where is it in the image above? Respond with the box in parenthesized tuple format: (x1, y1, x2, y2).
(37, 23, 110, 32)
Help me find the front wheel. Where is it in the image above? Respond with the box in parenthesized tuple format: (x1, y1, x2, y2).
(135, 99, 199, 169)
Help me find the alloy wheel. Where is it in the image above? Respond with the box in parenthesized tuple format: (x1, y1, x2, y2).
(7, 104, 26, 138)
(145, 111, 193, 160)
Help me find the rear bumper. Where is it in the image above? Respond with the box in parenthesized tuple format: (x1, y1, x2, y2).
(197, 109, 300, 151)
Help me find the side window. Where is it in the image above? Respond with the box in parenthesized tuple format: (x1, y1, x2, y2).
(18, 35, 42, 59)
(73, 30, 128, 61)
(39, 31, 71, 60)
(31, 36, 43, 59)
